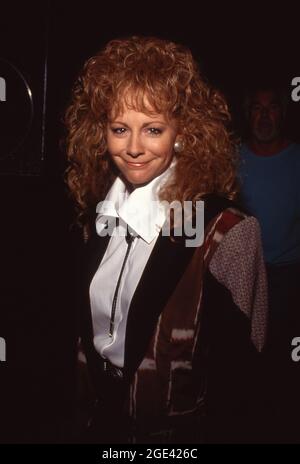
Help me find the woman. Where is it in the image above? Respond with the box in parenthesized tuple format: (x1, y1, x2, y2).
(65, 36, 268, 444)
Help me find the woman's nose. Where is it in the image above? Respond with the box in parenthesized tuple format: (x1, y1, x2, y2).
(126, 133, 144, 158)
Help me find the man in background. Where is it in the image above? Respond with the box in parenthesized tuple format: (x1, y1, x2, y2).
(239, 86, 300, 442)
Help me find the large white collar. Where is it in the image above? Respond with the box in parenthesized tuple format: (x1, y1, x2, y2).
(95, 160, 176, 243)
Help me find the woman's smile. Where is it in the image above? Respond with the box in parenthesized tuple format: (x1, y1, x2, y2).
(124, 160, 151, 168)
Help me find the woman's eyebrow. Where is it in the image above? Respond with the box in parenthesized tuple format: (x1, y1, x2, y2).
(109, 120, 129, 127)
(109, 120, 167, 127)
(142, 121, 167, 127)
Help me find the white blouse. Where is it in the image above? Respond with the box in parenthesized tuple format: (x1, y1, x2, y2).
(89, 162, 175, 368)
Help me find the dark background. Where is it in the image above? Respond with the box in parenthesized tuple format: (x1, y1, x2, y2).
(0, 1, 299, 442)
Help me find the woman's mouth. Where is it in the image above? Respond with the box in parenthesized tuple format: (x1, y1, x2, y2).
(125, 161, 150, 168)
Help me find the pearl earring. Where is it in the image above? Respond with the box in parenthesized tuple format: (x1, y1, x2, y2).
(174, 140, 184, 153)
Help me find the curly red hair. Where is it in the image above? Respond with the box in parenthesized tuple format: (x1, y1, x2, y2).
(64, 36, 238, 229)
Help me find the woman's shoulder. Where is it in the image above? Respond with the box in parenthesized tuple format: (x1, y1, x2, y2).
(204, 196, 267, 353)
(203, 194, 263, 265)
(203, 193, 250, 229)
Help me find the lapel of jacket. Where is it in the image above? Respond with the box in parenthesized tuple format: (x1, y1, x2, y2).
(123, 233, 195, 379)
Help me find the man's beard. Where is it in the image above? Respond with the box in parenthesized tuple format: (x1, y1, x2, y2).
(253, 120, 279, 143)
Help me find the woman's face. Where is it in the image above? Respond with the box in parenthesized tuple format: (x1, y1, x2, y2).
(106, 105, 179, 188)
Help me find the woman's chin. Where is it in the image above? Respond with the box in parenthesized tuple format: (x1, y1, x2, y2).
(125, 174, 153, 188)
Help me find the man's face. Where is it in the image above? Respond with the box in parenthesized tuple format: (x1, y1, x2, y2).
(249, 90, 284, 143)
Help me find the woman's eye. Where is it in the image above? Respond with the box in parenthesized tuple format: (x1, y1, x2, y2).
(147, 127, 162, 136)
(111, 127, 127, 135)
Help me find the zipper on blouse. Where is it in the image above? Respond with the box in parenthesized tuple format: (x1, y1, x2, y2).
(109, 227, 135, 338)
